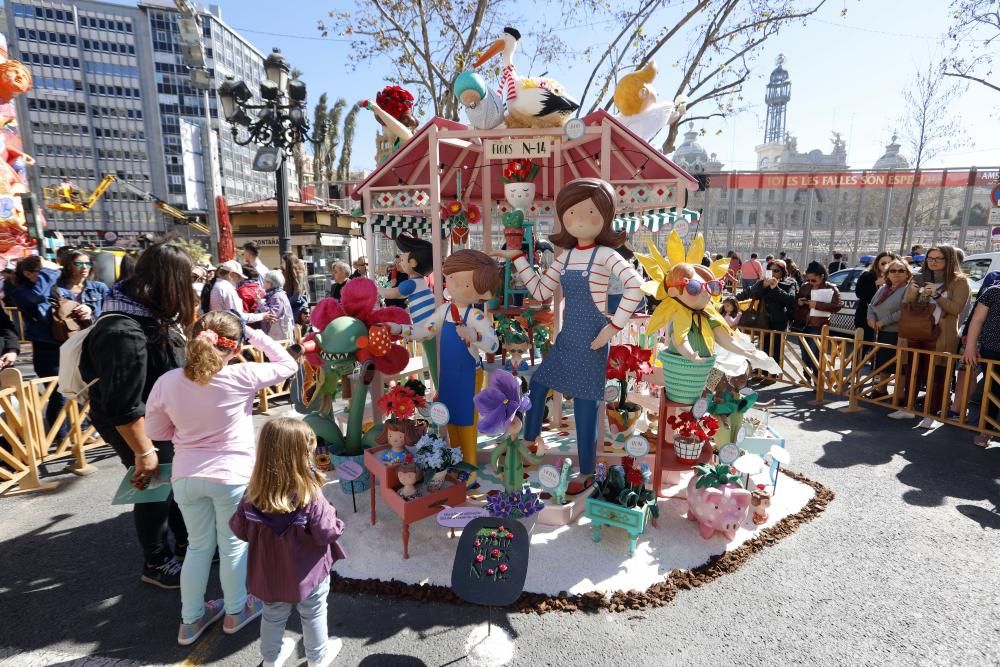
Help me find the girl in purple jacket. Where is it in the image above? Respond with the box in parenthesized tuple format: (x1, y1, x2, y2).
(230, 418, 346, 667)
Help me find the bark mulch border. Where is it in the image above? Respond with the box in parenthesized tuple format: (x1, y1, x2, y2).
(329, 468, 834, 614)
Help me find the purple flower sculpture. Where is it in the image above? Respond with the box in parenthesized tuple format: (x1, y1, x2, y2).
(474, 370, 532, 435)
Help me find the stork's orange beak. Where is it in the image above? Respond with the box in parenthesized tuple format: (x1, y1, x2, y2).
(474, 38, 506, 68)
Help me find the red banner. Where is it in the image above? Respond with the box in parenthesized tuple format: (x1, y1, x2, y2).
(713, 169, 997, 190)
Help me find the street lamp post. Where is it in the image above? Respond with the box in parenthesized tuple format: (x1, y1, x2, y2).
(217, 48, 323, 257)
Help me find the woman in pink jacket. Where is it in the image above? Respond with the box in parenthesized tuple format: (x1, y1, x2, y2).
(144, 311, 297, 646)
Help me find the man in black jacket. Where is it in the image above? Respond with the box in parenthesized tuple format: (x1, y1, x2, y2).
(736, 259, 798, 383)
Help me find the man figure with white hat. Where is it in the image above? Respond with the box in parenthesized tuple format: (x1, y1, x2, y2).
(210, 259, 271, 324)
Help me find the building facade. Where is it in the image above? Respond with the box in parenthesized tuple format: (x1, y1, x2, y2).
(3, 0, 294, 243)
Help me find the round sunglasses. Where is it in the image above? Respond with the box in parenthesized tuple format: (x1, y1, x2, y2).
(669, 277, 723, 297)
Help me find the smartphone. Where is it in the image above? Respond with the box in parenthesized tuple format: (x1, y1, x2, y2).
(764, 270, 773, 280)
(913, 272, 927, 287)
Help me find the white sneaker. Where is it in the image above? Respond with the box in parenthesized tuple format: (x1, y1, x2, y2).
(264, 637, 297, 667)
(308, 636, 343, 667)
(888, 410, 916, 419)
(917, 417, 938, 429)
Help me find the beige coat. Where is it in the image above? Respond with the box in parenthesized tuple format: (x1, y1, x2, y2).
(901, 275, 970, 360)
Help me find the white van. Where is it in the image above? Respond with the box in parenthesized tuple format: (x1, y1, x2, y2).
(960, 252, 1000, 294)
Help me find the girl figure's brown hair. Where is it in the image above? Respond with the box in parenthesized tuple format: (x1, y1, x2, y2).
(374, 419, 422, 447)
(246, 417, 324, 514)
(184, 311, 243, 384)
(549, 178, 624, 250)
(442, 249, 501, 295)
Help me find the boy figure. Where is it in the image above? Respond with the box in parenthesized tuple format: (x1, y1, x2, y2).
(379, 233, 438, 379)
(394, 250, 500, 471)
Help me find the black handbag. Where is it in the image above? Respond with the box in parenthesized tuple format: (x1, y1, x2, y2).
(740, 299, 769, 329)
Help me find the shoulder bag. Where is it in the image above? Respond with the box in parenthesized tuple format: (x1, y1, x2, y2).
(898, 298, 940, 342)
(50, 285, 82, 343)
(740, 298, 769, 329)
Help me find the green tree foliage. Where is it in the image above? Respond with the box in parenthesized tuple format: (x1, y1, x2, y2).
(337, 104, 360, 182)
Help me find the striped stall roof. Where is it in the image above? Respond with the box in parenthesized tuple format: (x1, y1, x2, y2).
(370, 214, 451, 238)
(612, 207, 701, 233)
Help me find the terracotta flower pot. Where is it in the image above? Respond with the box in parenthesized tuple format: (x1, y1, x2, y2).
(451, 226, 469, 245)
(503, 227, 525, 250)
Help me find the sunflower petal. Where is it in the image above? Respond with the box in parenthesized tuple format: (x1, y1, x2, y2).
(685, 234, 705, 265)
(666, 231, 686, 267)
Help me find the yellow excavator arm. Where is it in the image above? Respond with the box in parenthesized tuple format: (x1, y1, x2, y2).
(44, 174, 210, 235)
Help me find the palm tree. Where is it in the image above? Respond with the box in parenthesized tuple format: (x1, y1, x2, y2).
(311, 93, 328, 196)
(324, 98, 347, 194)
(289, 68, 307, 194)
(336, 104, 359, 182)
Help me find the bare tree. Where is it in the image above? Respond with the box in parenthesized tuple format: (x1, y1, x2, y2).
(943, 0, 1000, 95)
(337, 105, 360, 182)
(324, 99, 347, 189)
(317, 1, 568, 120)
(580, 0, 828, 153)
(311, 92, 328, 195)
(897, 60, 970, 254)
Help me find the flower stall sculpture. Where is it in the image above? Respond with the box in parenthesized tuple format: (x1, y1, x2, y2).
(605, 344, 653, 442)
(413, 432, 467, 492)
(666, 410, 719, 464)
(360, 85, 419, 160)
(453, 70, 505, 130)
(612, 60, 687, 143)
(585, 457, 658, 555)
(686, 463, 752, 540)
(474, 370, 543, 495)
(292, 279, 411, 465)
(375, 383, 427, 465)
(442, 199, 482, 246)
(637, 231, 770, 403)
(474, 26, 579, 129)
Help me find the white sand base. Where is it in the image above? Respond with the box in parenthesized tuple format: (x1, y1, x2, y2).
(325, 470, 814, 597)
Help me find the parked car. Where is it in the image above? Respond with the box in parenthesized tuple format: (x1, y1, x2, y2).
(961, 252, 1000, 294)
(826, 267, 865, 336)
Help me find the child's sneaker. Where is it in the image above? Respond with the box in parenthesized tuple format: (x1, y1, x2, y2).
(141, 556, 182, 589)
(308, 636, 343, 667)
(222, 595, 263, 634)
(263, 636, 297, 667)
(177, 599, 224, 646)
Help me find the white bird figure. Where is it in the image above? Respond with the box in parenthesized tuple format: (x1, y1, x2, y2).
(474, 26, 580, 129)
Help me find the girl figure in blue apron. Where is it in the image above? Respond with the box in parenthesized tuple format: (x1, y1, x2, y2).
(398, 250, 500, 471)
(492, 178, 642, 474)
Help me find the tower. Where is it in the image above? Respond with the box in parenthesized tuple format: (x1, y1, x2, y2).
(764, 54, 790, 144)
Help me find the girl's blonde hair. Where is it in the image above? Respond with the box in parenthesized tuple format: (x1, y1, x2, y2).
(613, 61, 657, 116)
(184, 311, 243, 384)
(246, 417, 324, 513)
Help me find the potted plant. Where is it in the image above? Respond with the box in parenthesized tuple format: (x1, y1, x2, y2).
(484, 487, 544, 532)
(374, 383, 428, 464)
(605, 344, 653, 442)
(413, 432, 469, 491)
(442, 200, 481, 246)
(584, 457, 659, 555)
(666, 411, 720, 465)
(501, 159, 539, 212)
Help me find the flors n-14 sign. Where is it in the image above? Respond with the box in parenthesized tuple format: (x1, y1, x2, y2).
(484, 138, 551, 160)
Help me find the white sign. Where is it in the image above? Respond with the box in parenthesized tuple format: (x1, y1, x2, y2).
(692, 397, 709, 419)
(429, 402, 450, 426)
(604, 384, 620, 402)
(538, 464, 561, 489)
(624, 435, 650, 458)
(485, 138, 551, 160)
(718, 443, 740, 465)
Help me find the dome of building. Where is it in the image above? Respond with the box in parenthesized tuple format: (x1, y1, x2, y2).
(873, 134, 909, 170)
(672, 123, 723, 173)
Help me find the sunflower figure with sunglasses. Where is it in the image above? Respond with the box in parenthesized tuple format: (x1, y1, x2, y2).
(638, 231, 771, 365)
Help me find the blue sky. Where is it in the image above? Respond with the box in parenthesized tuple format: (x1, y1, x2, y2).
(129, 0, 1000, 172)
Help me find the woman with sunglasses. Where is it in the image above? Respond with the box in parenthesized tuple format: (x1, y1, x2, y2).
(867, 259, 911, 398)
(793, 261, 842, 379)
(854, 252, 900, 344)
(736, 259, 798, 384)
(895, 244, 969, 428)
(56, 250, 110, 327)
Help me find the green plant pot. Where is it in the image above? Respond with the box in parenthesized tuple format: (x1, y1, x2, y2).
(657, 351, 716, 404)
(330, 453, 372, 495)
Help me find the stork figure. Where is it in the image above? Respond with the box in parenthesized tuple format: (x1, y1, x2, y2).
(474, 27, 580, 129)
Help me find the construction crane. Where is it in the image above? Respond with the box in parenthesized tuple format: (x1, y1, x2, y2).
(43, 174, 211, 235)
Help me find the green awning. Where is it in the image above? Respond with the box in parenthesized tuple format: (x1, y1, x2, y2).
(612, 207, 701, 233)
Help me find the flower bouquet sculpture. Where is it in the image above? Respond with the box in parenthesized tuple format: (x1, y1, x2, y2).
(637, 231, 773, 403)
(666, 411, 719, 465)
(359, 85, 419, 160)
(375, 383, 428, 464)
(291, 279, 411, 461)
(474, 369, 543, 494)
(605, 344, 653, 442)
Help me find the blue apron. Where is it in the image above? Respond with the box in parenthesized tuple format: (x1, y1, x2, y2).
(531, 248, 609, 401)
(437, 305, 478, 426)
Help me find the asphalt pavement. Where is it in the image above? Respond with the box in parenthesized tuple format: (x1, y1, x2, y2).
(1, 386, 998, 666)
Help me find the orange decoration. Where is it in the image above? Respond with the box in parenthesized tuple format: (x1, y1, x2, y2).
(0, 60, 32, 103)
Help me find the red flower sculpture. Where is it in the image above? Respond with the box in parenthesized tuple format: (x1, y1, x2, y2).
(377, 384, 427, 421)
(666, 411, 719, 444)
(375, 85, 415, 121)
(303, 278, 411, 375)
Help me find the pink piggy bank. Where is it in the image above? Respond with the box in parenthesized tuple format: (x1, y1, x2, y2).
(686, 477, 751, 540)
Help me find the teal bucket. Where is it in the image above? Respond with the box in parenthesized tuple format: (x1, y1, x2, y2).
(657, 351, 716, 405)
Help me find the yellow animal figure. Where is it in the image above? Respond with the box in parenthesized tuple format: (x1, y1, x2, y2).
(636, 232, 734, 359)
